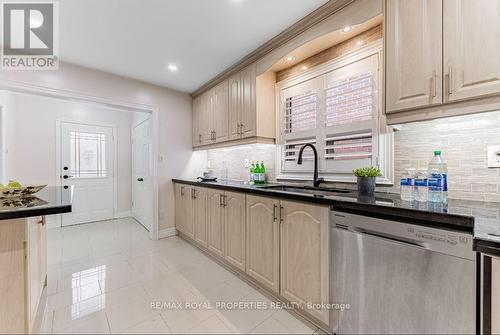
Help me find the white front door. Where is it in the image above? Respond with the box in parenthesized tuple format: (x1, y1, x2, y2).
(60, 122, 114, 226)
(132, 117, 154, 231)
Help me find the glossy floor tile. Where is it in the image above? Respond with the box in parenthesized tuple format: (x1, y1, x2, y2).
(34, 218, 317, 334)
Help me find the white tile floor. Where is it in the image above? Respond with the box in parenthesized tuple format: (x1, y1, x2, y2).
(34, 218, 319, 334)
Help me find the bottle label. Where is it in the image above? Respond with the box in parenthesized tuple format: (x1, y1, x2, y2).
(442, 174, 448, 192)
(428, 173, 443, 191)
(415, 178, 428, 187)
(400, 178, 413, 186)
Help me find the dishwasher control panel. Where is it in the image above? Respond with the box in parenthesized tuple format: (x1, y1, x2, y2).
(330, 210, 475, 261)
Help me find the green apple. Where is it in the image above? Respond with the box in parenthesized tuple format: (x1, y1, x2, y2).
(7, 180, 22, 188)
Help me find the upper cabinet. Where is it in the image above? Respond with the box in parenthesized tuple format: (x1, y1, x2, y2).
(443, 0, 500, 103)
(385, 0, 442, 112)
(385, 0, 500, 119)
(192, 63, 275, 148)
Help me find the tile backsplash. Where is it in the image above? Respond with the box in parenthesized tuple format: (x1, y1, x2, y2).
(389, 111, 500, 202)
(206, 111, 500, 202)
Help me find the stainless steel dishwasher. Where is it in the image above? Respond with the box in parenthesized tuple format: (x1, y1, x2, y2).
(330, 210, 476, 334)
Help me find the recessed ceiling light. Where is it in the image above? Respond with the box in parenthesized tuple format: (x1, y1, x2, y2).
(342, 25, 352, 33)
(301, 65, 308, 71)
(167, 64, 178, 72)
(285, 55, 296, 62)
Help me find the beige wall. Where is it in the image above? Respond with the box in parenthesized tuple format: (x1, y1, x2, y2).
(0, 62, 204, 232)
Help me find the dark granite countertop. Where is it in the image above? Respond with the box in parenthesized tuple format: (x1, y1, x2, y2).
(0, 186, 73, 220)
(173, 178, 500, 256)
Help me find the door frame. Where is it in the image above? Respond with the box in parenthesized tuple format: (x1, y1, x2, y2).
(0, 80, 160, 240)
(55, 119, 118, 227)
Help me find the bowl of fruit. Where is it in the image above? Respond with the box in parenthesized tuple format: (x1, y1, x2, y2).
(0, 180, 47, 198)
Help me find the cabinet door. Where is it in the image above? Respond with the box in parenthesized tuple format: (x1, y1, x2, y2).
(246, 195, 280, 293)
(240, 64, 256, 138)
(444, 0, 500, 102)
(385, 0, 442, 112)
(493, 257, 500, 334)
(214, 80, 229, 142)
(207, 189, 224, 258)
(27, 217, 44, 326)
(224, 191, 246, 271)
(228, 73, 241, 140)
(280, 201, 329, 325)
(200, 92, 214, 145)
(192, 96, 202, 147)
(193, 187, 208, 247)
(175, 184, 192, 237)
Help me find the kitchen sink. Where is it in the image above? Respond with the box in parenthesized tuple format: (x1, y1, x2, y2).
(260, 185, 352, 196)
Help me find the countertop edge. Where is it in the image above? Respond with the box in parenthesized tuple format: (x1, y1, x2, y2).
(0, 204, 72, 221)
(172, 179, 474, 234)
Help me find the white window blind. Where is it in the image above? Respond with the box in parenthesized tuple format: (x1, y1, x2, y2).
(324, 133, 372, 161)
(325, 72, 374, 127)
(284, 91, 317, 134)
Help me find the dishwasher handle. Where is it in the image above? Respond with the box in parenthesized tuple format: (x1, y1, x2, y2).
(354, 228, 429, 250)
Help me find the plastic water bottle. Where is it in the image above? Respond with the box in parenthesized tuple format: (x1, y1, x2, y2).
(400, 169, 415, 201)
(428, 150, 448, 203)
(414, 169, 428, 202)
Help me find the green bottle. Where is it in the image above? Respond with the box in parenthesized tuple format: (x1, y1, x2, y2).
(260, 161, 266, 184)
(254, 162, 262, 184)
(250, 162, 256, 184)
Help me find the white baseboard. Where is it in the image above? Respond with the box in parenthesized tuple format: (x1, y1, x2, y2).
(114, 211, 132, 219)
(159, 227, 177, 239)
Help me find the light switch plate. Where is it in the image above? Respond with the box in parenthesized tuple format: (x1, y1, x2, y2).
(487, 145, 500, 168)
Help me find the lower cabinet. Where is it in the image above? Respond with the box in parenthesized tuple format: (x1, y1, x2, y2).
(207, 189, 225, 258)
(224, 191, 246, 271)
(174, 183, 194, 238)
(174, 183, 329, 326)
(493, 257, 500, 334)
(280, 200, 329, 325)
(246, 194, 280, 293)
(0, 216, 47, 333)
(193, 187, 208, 247)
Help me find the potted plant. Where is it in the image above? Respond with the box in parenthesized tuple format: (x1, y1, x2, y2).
(352, 167, 382, 195)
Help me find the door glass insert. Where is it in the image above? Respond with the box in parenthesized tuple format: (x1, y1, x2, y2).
(70, 131, 107, 178)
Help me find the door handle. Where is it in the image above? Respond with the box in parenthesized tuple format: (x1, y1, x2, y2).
(137, 178, 144, 182)
(62, 175, 73, 179)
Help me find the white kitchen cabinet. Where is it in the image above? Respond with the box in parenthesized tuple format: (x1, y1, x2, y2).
(213, 80, 229, 142)
(246, 195, 280, 293)
(385, 0, 442, 112)
(280, 200, 329, 325)
(229, 72, 242, 141)
(443, 0, 500, 103)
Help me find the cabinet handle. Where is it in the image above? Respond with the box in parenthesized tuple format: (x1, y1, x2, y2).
(213, 131, 216, 141)
(37, 217, 44, 225)
(431, 70, 437, 98)
(199, 133, 202, 143)
(448, 65, 453, 95)
(240, 123, 244, 137)
(279, 205, 284, 224)
(273, 204, 277, 222)
(192, 189, 197, 199)
(181, 186, 185, 196)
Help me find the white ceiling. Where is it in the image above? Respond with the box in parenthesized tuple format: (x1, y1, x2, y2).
(59, 0, 329, 93)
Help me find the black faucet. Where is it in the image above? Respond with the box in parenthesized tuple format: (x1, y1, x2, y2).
(297, 143, 324, 188)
